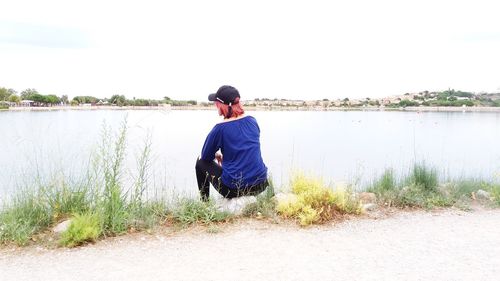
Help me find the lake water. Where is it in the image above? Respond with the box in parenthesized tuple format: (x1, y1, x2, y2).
(1, 109, 500, 199)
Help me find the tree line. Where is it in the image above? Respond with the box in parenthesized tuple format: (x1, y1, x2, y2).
(0, 87, 198, 107)
(0, 88, 66, 106)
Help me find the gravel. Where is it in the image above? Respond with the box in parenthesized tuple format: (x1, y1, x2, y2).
(1, 209, 499, 281)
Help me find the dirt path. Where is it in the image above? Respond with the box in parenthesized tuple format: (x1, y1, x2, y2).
(1, 209, 499, 281)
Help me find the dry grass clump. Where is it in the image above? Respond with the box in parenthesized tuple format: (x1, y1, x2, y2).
(277, 173, 362, 226)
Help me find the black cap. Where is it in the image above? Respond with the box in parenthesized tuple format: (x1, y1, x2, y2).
(208, 85, 240, 105)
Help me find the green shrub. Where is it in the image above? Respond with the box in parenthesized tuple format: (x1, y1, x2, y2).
(60, 213, 102, 247)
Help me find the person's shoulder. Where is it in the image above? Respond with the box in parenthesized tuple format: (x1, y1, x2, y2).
(244, 115, 257, 122)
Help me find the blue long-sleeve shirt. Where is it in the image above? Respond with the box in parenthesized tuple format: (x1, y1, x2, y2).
(201, 116, 268, 189)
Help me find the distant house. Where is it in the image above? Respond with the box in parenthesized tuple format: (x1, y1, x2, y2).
(97, 100, 110, 106)
(20, 100, 34, 107)
(1, 101, 17, 107)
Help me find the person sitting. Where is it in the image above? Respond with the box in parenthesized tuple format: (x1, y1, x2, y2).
(195, 85, 268, 202)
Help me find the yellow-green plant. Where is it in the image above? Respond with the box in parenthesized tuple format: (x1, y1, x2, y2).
(277, 173, 362, 226)
(60, 213, 102, 247)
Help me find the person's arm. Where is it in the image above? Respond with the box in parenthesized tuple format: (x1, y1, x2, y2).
(200, 126, 222, 162)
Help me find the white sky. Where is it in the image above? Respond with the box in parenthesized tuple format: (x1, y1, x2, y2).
(1, 0, 500, 101)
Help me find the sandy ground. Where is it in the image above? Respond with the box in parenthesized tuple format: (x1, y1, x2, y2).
(1, 209, 499, 281)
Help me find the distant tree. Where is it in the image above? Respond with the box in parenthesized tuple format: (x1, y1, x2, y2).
(45, 95, 61, 105)
(399, 100, 419, 107)
(61, 95, 69, 105)
(20, 88, 39, 100)
(28, 93, 46, 103)
(72, 96, 99, 104)
(8, 94, 20, 103)
(109, 94, 127, 106)
(0, 87, 9, 101)
(0, 88, 16, 101)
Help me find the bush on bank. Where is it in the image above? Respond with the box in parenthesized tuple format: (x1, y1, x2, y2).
(277, 173, 362, 226)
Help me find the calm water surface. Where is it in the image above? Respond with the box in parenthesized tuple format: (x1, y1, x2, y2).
(1, 109, 500, 199)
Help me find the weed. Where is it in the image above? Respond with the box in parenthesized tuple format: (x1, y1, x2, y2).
(277, 173, 361, 226)
(59, 213, 102, 247)
(206, 224, 221, 234)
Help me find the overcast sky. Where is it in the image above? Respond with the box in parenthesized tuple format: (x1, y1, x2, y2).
(1, 0, 499, 101)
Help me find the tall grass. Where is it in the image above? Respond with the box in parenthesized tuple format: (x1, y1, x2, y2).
(491, 184, 500, 206)
(0, 190, 52, 245)
(367, 163, 500, 209)
(407, 163, 438, 192)
(0, 118, 169, 246)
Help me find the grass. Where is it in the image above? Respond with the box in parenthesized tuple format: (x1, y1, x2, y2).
(486, 182, 500, 206)
(242, 180, 277, 219)
(367, 164, 499, 209)
(407, 164, 438, 192)
(0, 190, 52, 245)
(0, 118, 169, 246)
(172, 199, 231, 226)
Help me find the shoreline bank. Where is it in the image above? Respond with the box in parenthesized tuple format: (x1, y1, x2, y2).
(4, 105, 500, 112)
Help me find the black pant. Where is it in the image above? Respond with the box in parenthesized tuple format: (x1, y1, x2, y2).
(195, 158, 268, 201)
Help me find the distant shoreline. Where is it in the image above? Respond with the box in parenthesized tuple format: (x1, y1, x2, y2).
(4, 105, 500, 112)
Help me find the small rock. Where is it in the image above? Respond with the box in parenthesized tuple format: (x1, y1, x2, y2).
(475, 189, 491, 201)
(216, 196, 258, 215)
(359, 192, 377, 204)
(362, 203, 377, 212)
(53, 219, 72, 234)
